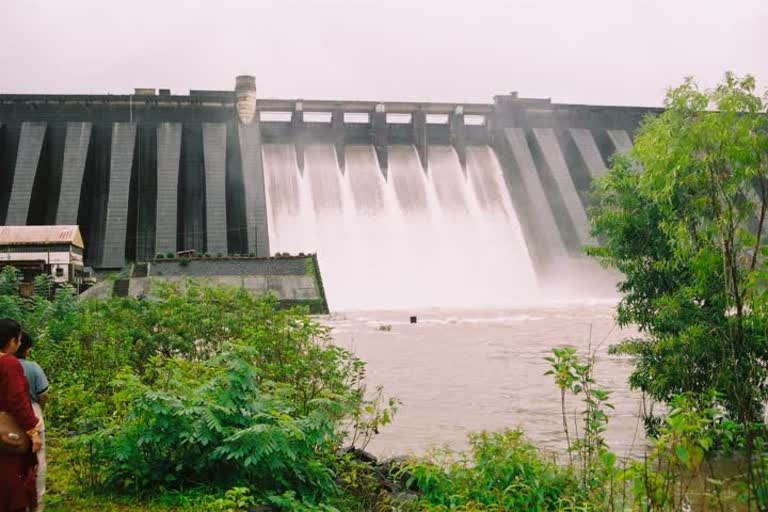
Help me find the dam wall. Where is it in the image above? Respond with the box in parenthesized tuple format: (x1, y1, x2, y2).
(0, 82, 660, 283)
(0, 90, 272, 267)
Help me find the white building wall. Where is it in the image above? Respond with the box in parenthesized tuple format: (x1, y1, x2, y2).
(0, 248, 83, 283)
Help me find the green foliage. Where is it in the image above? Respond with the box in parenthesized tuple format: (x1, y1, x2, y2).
(0, 273, 374, 508)
(34, 273, 54, 299)
(208, 487, 260, 512)
(278, 299, 328, 315)
(79, 348, 348, 499)
(265, 491, 341, 511)
(617, 391, 765, 511)
(542, 347, 768, 510)
(333, 453, 400, 512)
(403, 430, 588, 511)
(347, 385, 399, 451)
(589, 73, 768, 430)
(179, 257, 190, 266)
(545, 346, 580, 461)
(545, 347, 614, 493)
(4, 259, 766, 510)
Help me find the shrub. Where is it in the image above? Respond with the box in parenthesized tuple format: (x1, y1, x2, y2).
(403, 430, 587, 511)
(179, 257, 190, 266)
(0, 278, 369, 505)
(589, 74, 768, 427)
(79, 347, 350, 497)
(155, 253, 165, 259)
(165, 252, 175, 259)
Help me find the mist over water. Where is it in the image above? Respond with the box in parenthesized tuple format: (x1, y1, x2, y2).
(264, 143, 609, 311)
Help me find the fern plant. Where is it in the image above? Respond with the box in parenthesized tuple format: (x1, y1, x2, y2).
(76, 342, 358, 502)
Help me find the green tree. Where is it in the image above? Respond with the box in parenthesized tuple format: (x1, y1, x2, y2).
(589, 72, 768, 505)
(590, 73, 768, 422)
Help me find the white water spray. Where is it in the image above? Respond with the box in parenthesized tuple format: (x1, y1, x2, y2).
(264, 143, 543, 311)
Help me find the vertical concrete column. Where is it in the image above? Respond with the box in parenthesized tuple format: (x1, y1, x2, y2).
(372, 104, 388, 177)
(607, 130, 633, 154)
(450, 106, 467, 170)
(413, 110, 428, 173)
(202, 123, 228, 255)
(154, 122, 182, 255)
(292, 102, 305, 172)
(55, 122, 92, 225)
(331, 110, 346, 172)
(101, 122, 137, 268)
(532, 128, 594, 247)
(568, 128, 606, 179)
(6, 122, 46, 225)
(239, 123, 270, 257)
(503, 128, 569, 261)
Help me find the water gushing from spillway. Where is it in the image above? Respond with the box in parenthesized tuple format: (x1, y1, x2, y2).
(263, 143, 544, 311)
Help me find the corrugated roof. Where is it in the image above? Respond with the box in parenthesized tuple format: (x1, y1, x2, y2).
(0, 225, 84, 249)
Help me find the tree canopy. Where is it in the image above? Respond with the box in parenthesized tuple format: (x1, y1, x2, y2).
(588, 73, 768, 424)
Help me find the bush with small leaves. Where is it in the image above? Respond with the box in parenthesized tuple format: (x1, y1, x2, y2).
(403, 430, 587, 511)
(80, 344, 354, 498)
(0, 275, 372, 508)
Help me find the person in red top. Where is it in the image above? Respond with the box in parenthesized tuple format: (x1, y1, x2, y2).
(0, 318, 41, 512)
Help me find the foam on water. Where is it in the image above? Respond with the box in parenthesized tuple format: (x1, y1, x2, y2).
(264, 143, 545, 310)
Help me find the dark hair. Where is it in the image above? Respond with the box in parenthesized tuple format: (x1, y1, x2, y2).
(16, 331, 33, 359)
(0, 318, 22, 351)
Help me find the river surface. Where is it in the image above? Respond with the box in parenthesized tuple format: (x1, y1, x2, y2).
(327, 302, 648, 458)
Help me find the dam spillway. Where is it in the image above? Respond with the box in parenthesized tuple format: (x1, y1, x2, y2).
(264, 143, 537, 309)
(0, 81, 659, 308)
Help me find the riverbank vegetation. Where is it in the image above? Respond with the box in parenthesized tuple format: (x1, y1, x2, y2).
(2, 71, 768, 510)
(0, 269, 402, 511)
(587, 71, 768, 508)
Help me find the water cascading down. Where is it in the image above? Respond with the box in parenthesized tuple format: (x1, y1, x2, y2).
(263, 142, 540, 310)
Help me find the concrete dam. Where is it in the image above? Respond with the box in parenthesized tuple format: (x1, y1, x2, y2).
(0, 76, 659, 309)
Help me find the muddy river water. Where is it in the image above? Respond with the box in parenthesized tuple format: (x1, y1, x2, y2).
(327, 302, 647, 458)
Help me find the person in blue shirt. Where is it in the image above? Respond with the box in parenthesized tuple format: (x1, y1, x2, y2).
(16, 332, 49, 512)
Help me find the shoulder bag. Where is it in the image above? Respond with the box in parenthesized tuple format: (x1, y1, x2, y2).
(0, 411, 31, 455)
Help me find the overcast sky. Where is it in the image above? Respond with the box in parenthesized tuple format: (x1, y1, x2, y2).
(1, 0, 766, 107)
